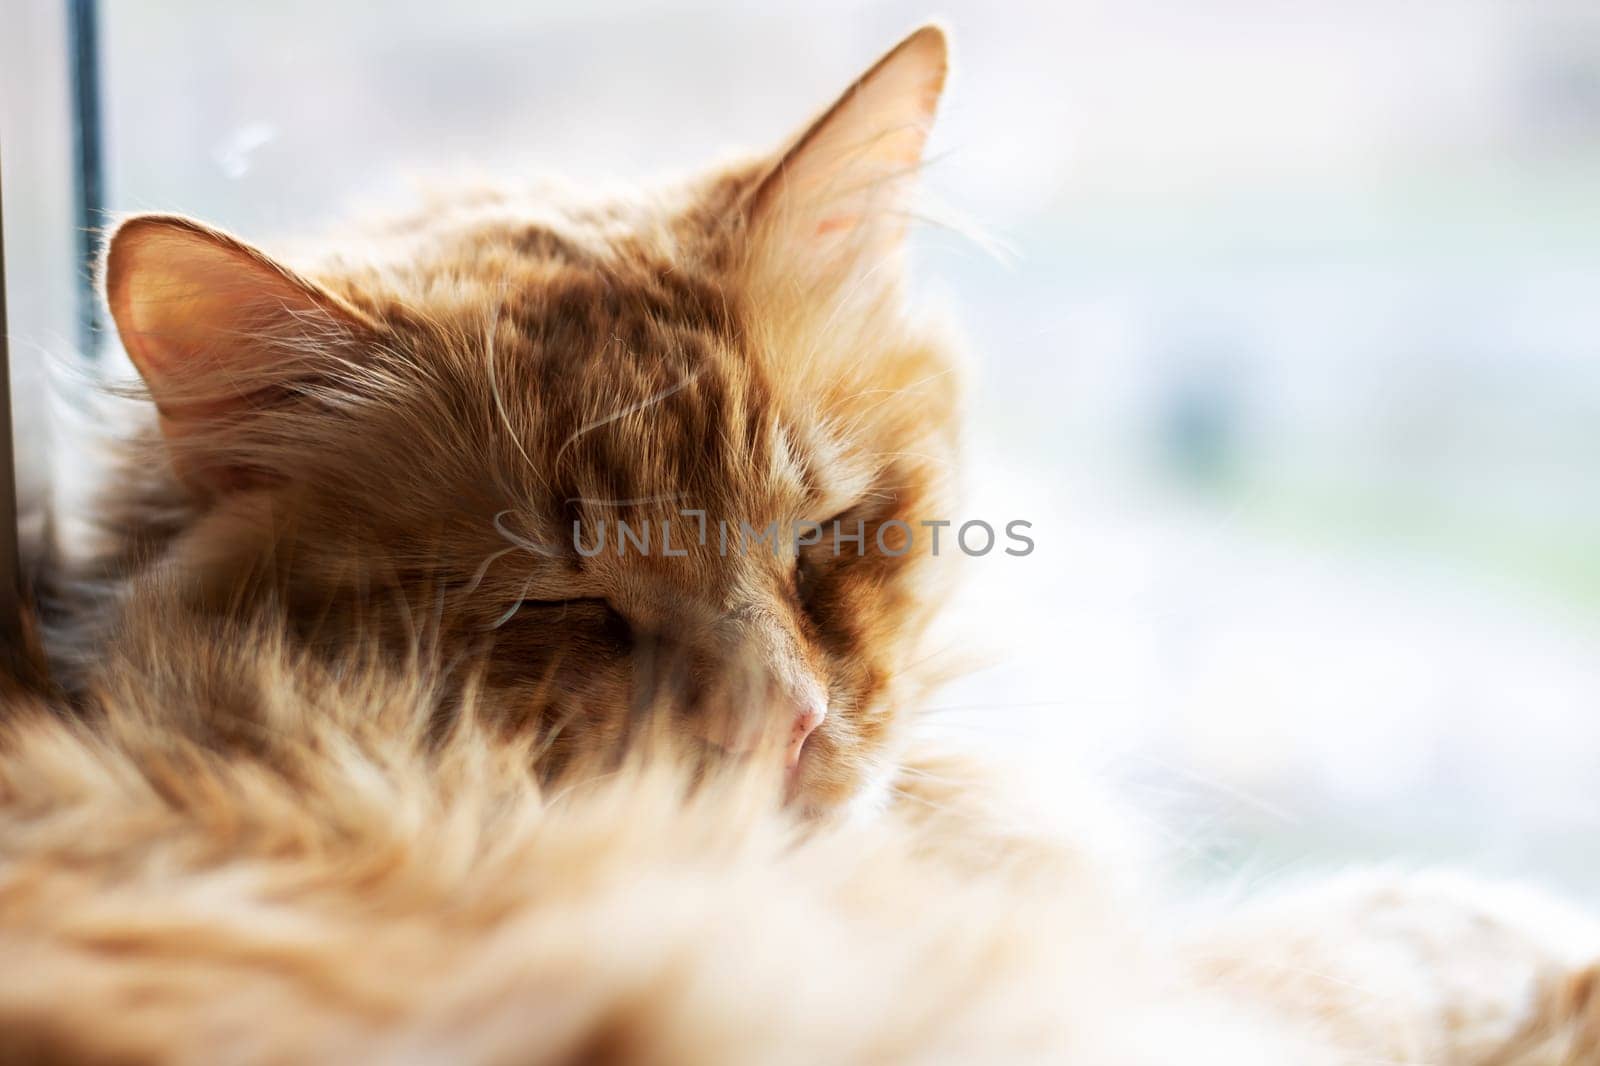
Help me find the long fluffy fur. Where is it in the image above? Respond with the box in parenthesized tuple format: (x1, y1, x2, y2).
(0, 582, 1286, 1064)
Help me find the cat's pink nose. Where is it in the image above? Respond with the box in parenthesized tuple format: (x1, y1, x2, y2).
(785, 690, 828, 769)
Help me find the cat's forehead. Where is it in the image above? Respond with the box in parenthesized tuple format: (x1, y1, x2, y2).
(307, 182, 933, 528)
(321, 199, 743, 400)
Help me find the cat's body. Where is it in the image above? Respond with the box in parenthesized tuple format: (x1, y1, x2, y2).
(6, 23, 1600, 1064)
(8, 580, 1600, 1064)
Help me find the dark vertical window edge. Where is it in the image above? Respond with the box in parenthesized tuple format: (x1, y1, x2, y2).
(0, 142, 26, 672)
(69, 0, 105, 359)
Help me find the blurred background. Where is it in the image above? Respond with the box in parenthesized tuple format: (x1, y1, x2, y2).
(4, 1, 1599, 895)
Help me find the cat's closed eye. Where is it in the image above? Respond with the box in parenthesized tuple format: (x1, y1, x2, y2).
(794, 509, 856, 610)
(794, 557, 817, 609)
(495, 596, 620, 631)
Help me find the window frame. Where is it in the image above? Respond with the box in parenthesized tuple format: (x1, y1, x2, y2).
(0, 0, 105, 674)
(0, 147, 20, 672)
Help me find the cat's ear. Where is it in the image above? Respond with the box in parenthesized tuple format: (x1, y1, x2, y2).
(746, 24, 947, 288)
(105, 214, 380, 494)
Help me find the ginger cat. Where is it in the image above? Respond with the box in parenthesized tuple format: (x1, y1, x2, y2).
(6, 23, 1598, 1064)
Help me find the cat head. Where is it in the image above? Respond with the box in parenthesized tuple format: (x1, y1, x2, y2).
(102, 25, 961, 813)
